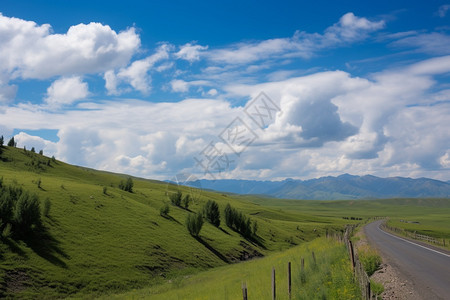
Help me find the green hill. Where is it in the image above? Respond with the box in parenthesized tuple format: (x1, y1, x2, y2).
(0, 146, 350, 299)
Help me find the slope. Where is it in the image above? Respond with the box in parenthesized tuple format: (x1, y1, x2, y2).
(0, 146, 349, 299)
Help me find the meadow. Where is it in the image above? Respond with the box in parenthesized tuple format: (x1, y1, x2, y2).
(0, 146, 448, 299)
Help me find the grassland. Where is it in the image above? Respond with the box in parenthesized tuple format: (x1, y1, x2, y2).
(1, 146, 448, 299)
(0, 146, 353, 298)
(104, 237, 359, 300)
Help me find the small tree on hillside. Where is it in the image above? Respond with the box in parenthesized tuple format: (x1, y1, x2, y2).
(13, 192, 41, 233)
(182, 194, 191, 209)
(7, 137, 15, 147)
(186, 212, 203, 237)
(170, 190, 182, 206)
(31, 147, 35, 153)
(119, 177, 134, 193)
(204, 200, 220, 227)
(0, 135, 4, 146)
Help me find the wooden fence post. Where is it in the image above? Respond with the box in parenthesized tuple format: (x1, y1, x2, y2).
(301, 258, 304, 272)
(242, 282, 247, 300)
(288, 262, 291, 299)
(272, 267, 276, 300)
(349, 240, 355, 270)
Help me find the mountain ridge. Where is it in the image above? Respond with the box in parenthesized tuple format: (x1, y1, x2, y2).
(193, 174, 450, 200)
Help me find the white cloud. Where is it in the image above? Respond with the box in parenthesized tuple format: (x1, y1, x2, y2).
(105, 43, 172, 95)
(437, 4, 450, 17)
(0, 13, 140, 101)
(175, 42, 208, 62)
(13, 132, 57, 155)
(207, 12, 384, 64)
(170, 79, 211, 93)
(45, 76, 89, 107)
(0, 13, 140, 79)
(391, 32, 450, 55)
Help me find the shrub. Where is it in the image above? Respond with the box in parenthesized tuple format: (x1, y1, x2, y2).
(204, 200, 220, 227)
(224, 203, 254, 238)
(170, 190, 182, 206)
(182, 194, 191, 209)
(160, 204, 170, 217)
(370, 279, 384, 298)
(103, 186, 108, 195)
(358, 244, 382, 276)
(119, 177, 134, 193)
(186, 212, 203, 237)
(13, 192, 42, 233)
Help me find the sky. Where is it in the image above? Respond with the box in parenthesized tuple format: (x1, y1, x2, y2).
(0, 0, 449, 181)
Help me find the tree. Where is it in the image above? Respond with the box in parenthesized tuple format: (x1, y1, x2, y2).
(31, 147, 35, 153)
(186, 212, 203, 237)
(182, 194, 191, 209)
(170, 190, 182, 206)
(39, 150, 43, 155)
(0, 190, 14, 226)
(7, 137, 15, 147)
(204, 200, 220, 227)
(13, 192, 41, 233)
(0, 135, 4, 146)
(119, 177, 134, 193)
(160, 203, 170, 217)
(224, 203, 233, 227)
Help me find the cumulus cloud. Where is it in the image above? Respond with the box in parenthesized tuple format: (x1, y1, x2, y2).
(0, 13, 140, 101)
(175, 42, 208, 62)
(105, 43, 172, 95)
(0, 13, 140, 79)
(207, 12, 385, 64)
(45, 76, 89, 107)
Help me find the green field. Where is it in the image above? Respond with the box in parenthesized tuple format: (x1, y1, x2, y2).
(1, 146, 449, 299)
(110, 237, 359, 300)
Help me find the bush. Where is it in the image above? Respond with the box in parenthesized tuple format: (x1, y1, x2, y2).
(119, 177, 134, 193)
(370, 279, 384, 297)
(170, 190, 182, 206)
(182, 194, 191, 209)
(358, 245, 382, 276)
(204, 200, 220, 227)
(160, 204, 170, 217)
(224, 203, 253, 238)
(186, 212, 203, 237)
(103, 186, 108, 195)
(13, 192, 42, 233)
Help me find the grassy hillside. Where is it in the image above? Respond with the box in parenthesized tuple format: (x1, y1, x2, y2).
(109, 237, 359, 300)
(0, 146, 351, 299)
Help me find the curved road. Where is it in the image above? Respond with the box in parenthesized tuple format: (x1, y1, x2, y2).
(365, 220, 450, 299)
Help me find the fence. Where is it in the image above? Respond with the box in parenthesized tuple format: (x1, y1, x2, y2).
(382, 223, 447, 248)
(343, 226, 372, 300)
(240, 226, 374, 299)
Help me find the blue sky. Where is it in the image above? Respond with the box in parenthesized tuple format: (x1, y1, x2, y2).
(0, 0, 449, 181)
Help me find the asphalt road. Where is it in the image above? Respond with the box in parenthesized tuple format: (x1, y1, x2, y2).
(365, 220, 450, 299)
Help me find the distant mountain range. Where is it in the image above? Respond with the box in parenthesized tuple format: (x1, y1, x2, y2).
(193, 174, 450, 200)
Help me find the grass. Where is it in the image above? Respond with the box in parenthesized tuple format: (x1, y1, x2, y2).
(1, 146, 448, 299)
(104, 237, 359, 300)
(357, 244, 382, 276)
(0, 146, 353, 298)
